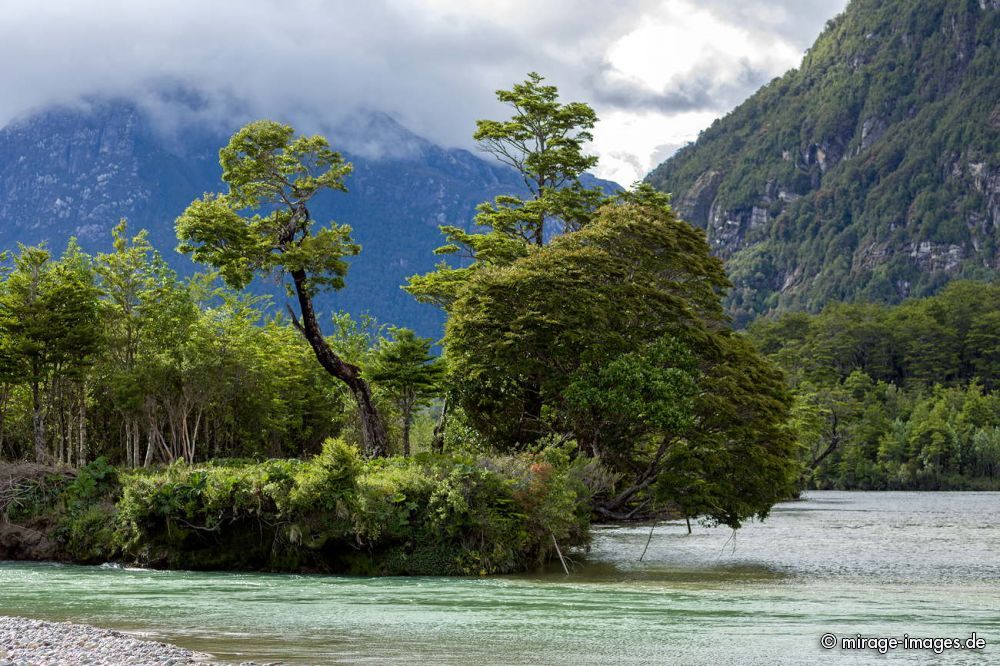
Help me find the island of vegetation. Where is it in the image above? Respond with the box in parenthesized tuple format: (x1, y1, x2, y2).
(3, 73, 994, 577)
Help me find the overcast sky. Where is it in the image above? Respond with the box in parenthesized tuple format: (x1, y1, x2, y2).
(0, 0, 848, 184)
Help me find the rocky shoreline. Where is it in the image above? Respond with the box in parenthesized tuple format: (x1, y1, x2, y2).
(0, 616, 261, 666)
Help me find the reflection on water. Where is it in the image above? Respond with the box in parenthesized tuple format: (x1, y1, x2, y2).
(1, 491, 998, 664)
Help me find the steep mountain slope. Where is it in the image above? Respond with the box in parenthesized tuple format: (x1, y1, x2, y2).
(647, 0, 999, 326)
(0, 101, 584, 337)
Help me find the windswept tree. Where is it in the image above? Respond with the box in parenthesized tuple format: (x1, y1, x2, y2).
(176, 120, 389, 457)
(407, 73, 607, 443)
(445, 200, 800, 524)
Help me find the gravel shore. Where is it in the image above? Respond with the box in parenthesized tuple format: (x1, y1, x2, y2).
(0, 616, 236, 666)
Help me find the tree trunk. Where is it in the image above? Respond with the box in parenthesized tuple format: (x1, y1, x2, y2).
(138, 425, 147, 468)
(77, 387, 87, 468)
(514, 377, 544, 445)
(143, 400, 159, 467)
(124, 419, 133, 469)
(31, 377, 46, 464)
(189, 407, 202, 464)
(402, 412, 411, 458)
(596, 436, 675, 518)
(58, 379, 68, 466)
(431, 397, 449, 454)
(346, 376, 387, 458)
(289, 268, 388, 457)
(0, 385, 9, 460)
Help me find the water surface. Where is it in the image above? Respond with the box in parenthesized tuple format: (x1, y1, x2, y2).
(1, 491, 997, 664)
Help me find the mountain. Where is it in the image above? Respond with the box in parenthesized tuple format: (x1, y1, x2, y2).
(646, 0, 999, 326)
(0, 100, 618, 338)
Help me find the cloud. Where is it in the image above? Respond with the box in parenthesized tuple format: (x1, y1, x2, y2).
(0, 0, 847, 183)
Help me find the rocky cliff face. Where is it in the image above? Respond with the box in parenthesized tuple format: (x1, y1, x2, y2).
(0, 104, 212, 249)
(647, 0, 999, 325)
(0, 100, 603, 337)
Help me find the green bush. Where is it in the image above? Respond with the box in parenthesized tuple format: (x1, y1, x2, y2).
(57, 503, 117, 562)
(111, 439, 591, 575)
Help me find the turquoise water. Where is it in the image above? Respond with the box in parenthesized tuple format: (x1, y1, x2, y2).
(1, 491, 998, 664)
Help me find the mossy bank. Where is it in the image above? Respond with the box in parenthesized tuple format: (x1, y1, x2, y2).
(0, 440, 591, 575)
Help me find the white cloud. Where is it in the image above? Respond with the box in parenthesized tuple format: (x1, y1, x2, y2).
(589, 109, 720, 186)
(604, 2, 802, 95)
(588, 0, 812, 182)
(0, 0, 847, 184)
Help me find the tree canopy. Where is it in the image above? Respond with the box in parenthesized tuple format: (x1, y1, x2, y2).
(445, 200, 799, 526)
(750, 280, 1000, 489)
(367, 328, 444, 456)
(406, 73, 606, 310)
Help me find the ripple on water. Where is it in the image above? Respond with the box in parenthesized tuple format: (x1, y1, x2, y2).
(1, 490, 998, 664)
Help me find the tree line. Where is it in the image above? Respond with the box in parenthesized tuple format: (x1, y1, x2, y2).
(749, 281, 1000, 489)
(0, 228, 447, 467)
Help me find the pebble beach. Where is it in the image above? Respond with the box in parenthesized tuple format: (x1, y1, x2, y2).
(0, 616, 237, 666)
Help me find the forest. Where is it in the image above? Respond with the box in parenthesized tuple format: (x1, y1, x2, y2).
(646, 0, 998, 325)
(749, 280, 1000, 490)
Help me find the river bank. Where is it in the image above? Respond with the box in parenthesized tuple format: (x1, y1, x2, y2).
(0, 616, 219, 665)
(0, 446, 590, 575)
(2, 491, 996, 664)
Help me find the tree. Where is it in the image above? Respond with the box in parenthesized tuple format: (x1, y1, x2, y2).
(0, 321, 20, 460)
(446, 199, 729, 444)
(406, 72, 605, 309)
(0, 243, 101, 464)
(176, 120, 389, 457)
(967, 311, 1000, 387)
(367, 328, 444, 456)
(406, 74, 610, 444)
(444, 199, 799, 523)
(95, 220, 160, 467)
(791, 379, 862, 478)
(472, 71, 602, 245)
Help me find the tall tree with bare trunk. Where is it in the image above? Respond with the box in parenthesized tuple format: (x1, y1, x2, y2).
(176, 121, 389, 457)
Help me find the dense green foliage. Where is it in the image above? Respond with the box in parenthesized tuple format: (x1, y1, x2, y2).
(176, 121, 357, 295)
(2, 443, 591, 575)
(406, 73, 606, 310)
(444, 200, 799, 527)
(648, 0, 999, 325)
(0, 229, 446, 466)
(406, 76, 799, 527)
(446, 202, 727, 445)
(117, 441, 590, 574)
(367, 329, 444, 456)
(750, 281, 1000, 489)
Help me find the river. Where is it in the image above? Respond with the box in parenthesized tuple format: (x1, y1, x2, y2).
(1, 491, 997, 664)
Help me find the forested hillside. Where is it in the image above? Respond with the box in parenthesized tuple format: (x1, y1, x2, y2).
(749, 281, 1000, 489)
(648, 0, 999, 325)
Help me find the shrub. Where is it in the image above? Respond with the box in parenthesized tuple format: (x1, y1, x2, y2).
(111, 440, 591, 574)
